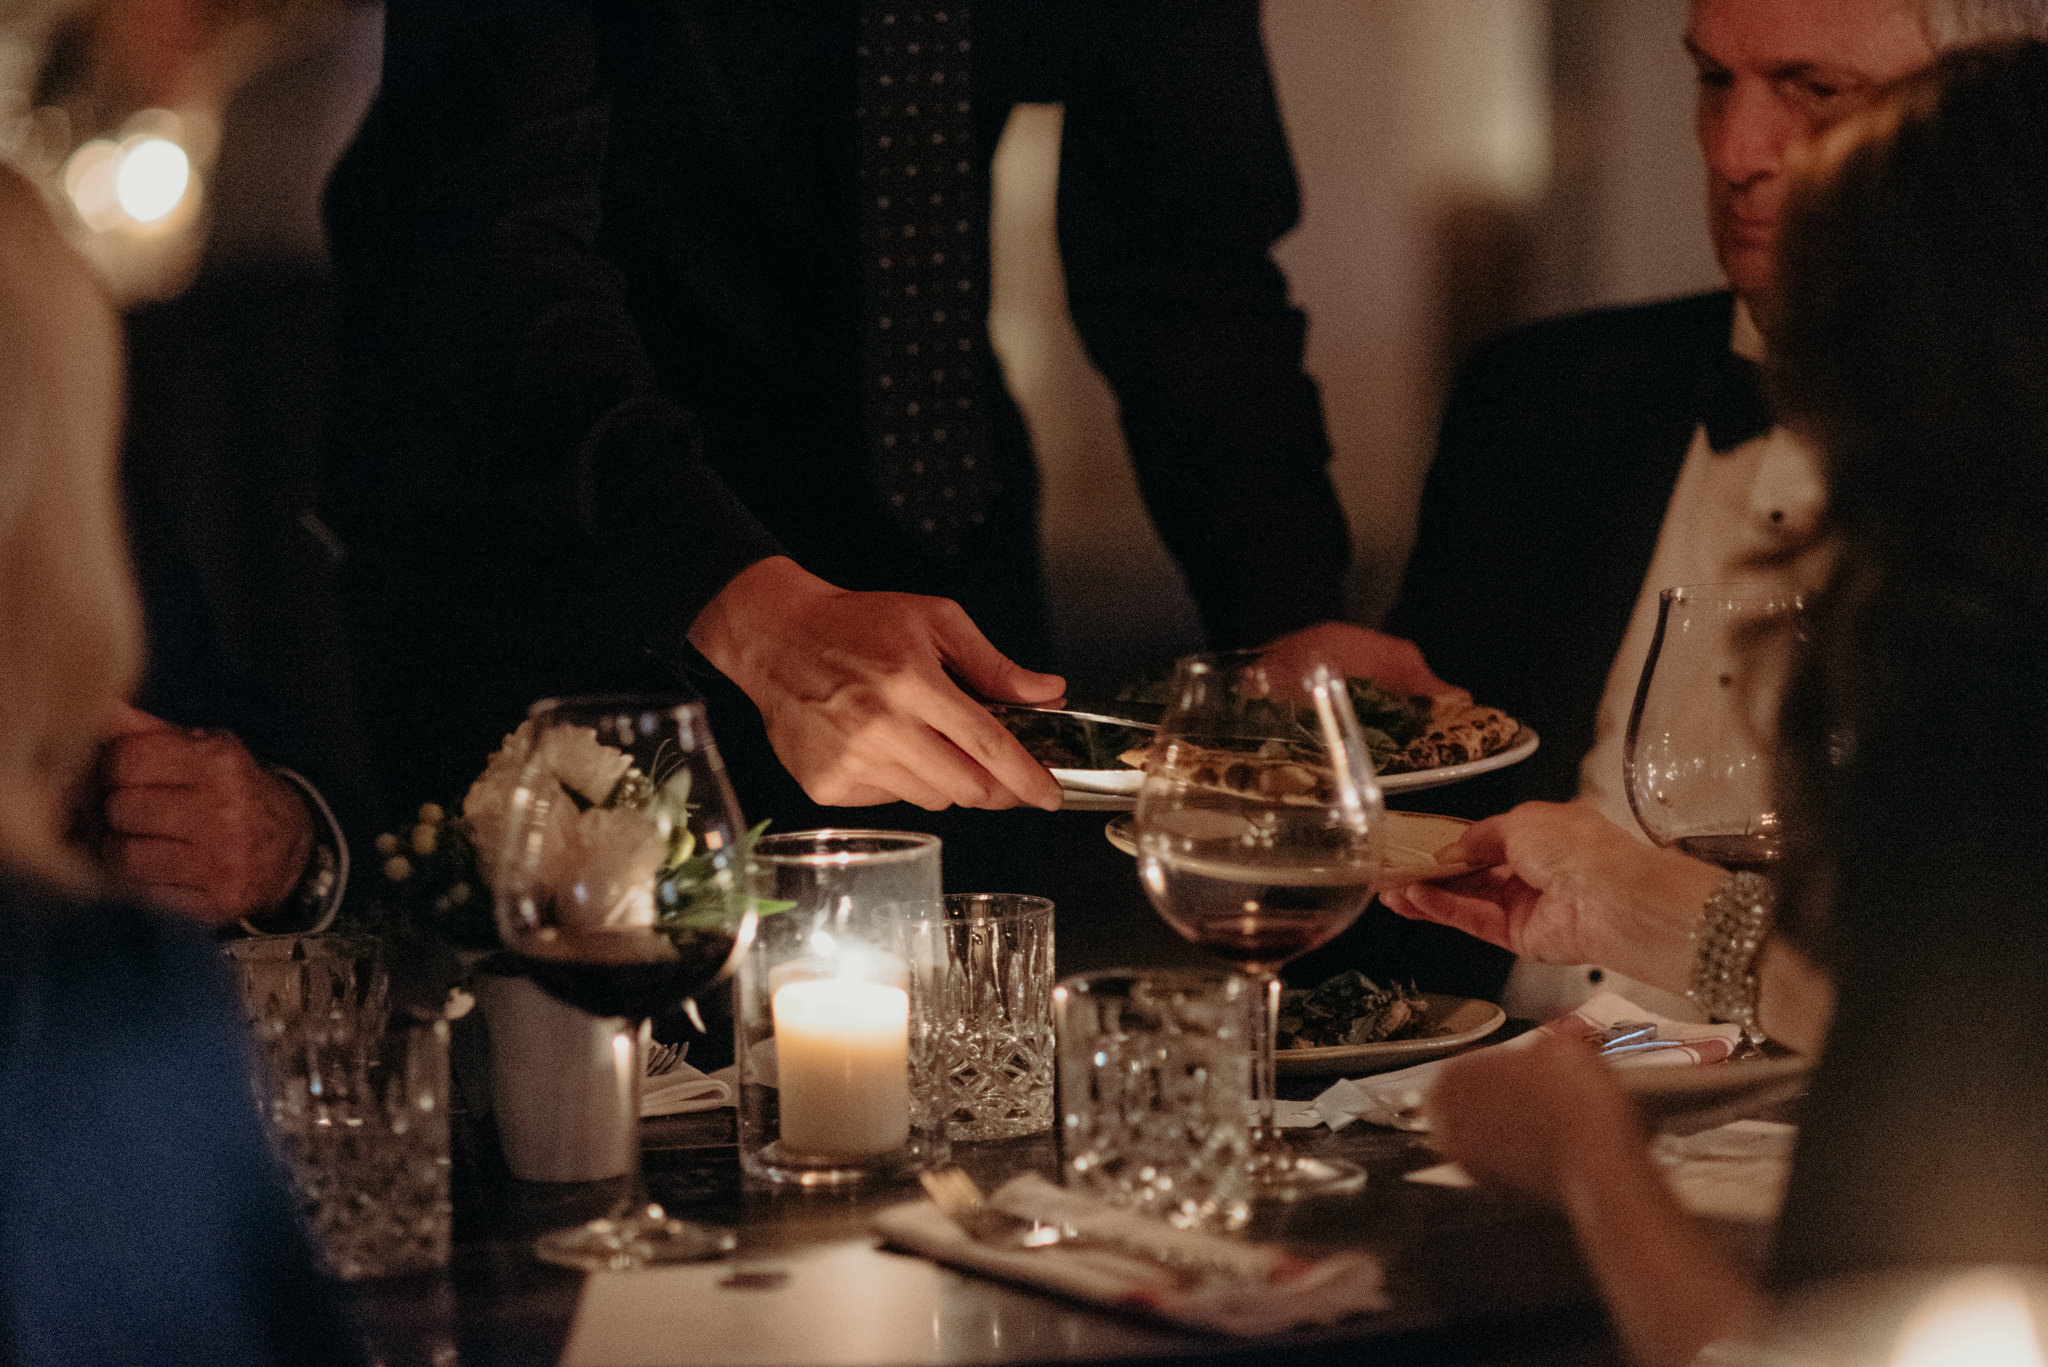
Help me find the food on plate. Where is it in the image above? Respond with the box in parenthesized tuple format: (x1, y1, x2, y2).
(1116, 675, 1521, 779)
(1276, 972, 1430, 1050)
(994, 709, 1152, 772)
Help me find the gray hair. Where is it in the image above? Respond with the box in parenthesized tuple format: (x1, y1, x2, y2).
(1917, 0, 2048, 46)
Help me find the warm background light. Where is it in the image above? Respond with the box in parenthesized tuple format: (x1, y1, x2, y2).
(61, 139, 125, 232)
(114, 137, 191, 223)
(1890, 1273, 2048, 1367)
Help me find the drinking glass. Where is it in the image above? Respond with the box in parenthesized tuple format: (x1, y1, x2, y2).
(1624, 586, 1806, 871)
(490, 695, 760, 1268)
(1055, 968, 1254, 1230)
(936, 893, 1055, 1141)
(1133, 650, 1383, 1198)
(226, 934, 452, 1280)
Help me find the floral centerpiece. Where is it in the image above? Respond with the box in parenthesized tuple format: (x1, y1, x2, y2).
(358, 719, 774, 1017)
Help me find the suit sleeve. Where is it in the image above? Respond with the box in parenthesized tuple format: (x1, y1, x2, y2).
(1052, 0, 1349, 649)
(325, 0, 782, 678)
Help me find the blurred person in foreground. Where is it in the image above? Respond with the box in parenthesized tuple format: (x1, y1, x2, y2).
(0, 159, 358, 1366)
(321, 0, 1446, 849)
(25, 0, 381, 934)
(1388, 41, 2048, 1367)
(1378, 0, 2048, 1017)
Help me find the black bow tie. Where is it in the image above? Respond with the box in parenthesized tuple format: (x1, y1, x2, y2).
(1700, 350, 1775, 453)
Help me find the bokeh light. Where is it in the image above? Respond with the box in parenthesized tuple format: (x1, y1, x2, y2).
(62, 139, 124, 232)
(113, 137, 190, 224)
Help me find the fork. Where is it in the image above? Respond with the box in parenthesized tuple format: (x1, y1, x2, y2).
(646, 1040, 685, 1077)
(1591, 1021, 1690, 1058)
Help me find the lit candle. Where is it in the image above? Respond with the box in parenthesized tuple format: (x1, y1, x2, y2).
(772, 978, 910, 1160)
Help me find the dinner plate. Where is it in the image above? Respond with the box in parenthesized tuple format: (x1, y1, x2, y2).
(1274, 994, 1508, 1076)
(1057, 726, 1539, 811)
(1616, 1052, 1813, 1105)
(1102, 810, 1483, 886)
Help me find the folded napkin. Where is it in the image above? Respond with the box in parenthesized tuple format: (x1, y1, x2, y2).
(1311, 991, 1740, 1133)
(640, 1061, 735, 1117)
(873, 1173, 1389, 1337)
(1653, 1118, 1796, 1223)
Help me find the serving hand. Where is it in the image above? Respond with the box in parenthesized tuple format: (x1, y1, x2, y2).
(1258, 622, 1457, 700)
(689, 556, 1066, 810)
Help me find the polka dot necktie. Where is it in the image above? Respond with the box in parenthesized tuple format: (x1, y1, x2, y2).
(858, 1, 997, 557)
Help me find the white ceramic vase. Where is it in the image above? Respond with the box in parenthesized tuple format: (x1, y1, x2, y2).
(476, 973, 638, 1182)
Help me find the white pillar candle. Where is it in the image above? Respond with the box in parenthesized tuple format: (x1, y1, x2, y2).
(772, 979, 911, 1160)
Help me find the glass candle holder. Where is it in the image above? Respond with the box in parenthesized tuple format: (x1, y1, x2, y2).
(739, 831, 949, 1187)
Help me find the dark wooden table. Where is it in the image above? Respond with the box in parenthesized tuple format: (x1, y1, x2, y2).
(349, 808, 1775, 1367)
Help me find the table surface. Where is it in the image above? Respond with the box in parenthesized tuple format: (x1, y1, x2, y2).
(349, 807, 1783, 1367)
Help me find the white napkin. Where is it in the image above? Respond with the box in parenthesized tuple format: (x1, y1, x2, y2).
(1402, 1117, 1797, 1216)
(1653, 1118, 1797, 1223)
(641, 1061, 735, 1117)
(1311, 992, 1740, 1132)
(873, 1173, 1390, 1337)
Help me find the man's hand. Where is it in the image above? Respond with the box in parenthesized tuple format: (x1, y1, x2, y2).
(1379, 801, 1725, 996)
(101, 706, 316, 925)
(689, 557, 1068, 810)
(1259, 622, 1456, 699)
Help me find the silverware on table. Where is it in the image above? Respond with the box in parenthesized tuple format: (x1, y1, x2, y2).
(919, 1169, 1230, 1282)
(646, 1040, 685, 1077)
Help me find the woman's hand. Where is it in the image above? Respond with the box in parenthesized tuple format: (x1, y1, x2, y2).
(1426, 1034, 1641, 1204)
(1428, 1036, 1763, 1367)
(1379, 801, 1724, 999)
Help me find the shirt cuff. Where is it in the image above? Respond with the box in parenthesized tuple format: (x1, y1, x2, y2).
(239, 768, 349, 937)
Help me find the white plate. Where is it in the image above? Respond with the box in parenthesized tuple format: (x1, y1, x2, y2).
(1102, 810, 1482, 886)
(1616, 1052, 1813, 1102)
(1057, 727, 1539, 811)
(1275, 994, 1508, 1076)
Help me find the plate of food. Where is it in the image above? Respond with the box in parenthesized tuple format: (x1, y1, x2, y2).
(1102, 810, 1483, 887)
(1267, 973, 1508, 1076)
(998, 679, 1536, 810)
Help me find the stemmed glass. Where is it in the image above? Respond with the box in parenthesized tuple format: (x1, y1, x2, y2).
(1624, 586, 1806, 871)
(1133, 651, 1383, 1198)
(490, 695, 760, 1269)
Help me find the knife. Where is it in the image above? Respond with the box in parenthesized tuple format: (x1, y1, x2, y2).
(981, 700, 1164, 731)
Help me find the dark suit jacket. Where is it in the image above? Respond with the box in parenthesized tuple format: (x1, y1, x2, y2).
(1385, 290, 1737, 820)
(323, 0, 1349, 812)
(123, 270, 383, 849)
(0, 873, 361, 1366)
(1293, 291, 1735, 999)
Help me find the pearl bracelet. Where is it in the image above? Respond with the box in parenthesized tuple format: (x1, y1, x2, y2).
(1687, 870, 1776, 1043)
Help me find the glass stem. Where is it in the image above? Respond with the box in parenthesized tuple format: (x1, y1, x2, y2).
(620, 1017, 655, 1221)
(1249, 968, 1282, 1147)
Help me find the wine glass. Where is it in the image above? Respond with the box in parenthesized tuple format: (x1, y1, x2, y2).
(490, 695, 760, 1269)
(1133, 651, 1383, 1198)
(1624, 586, 1806, 872)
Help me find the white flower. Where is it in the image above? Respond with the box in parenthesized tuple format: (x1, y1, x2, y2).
(553, 806, 667, 929)
(462, 720, 666, 926)
(532, 723, 636, 805)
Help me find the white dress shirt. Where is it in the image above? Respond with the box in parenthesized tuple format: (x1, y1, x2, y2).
(1500, 300, 1832, 1023)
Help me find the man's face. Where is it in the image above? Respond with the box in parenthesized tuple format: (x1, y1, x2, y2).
(1688, 0, 1934, 303)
